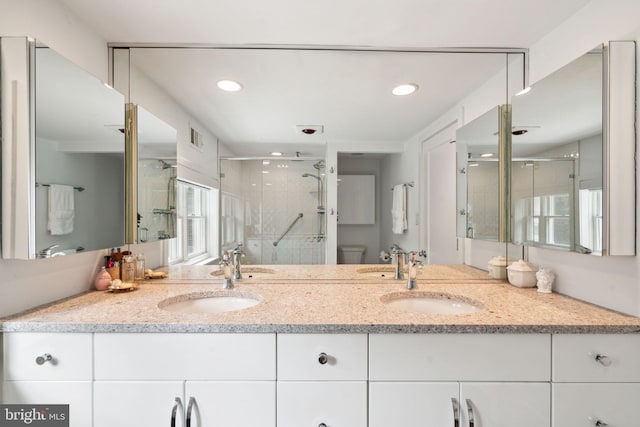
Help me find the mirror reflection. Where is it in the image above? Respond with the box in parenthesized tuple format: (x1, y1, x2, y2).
(34, 45, 125, 257)
(511, 47, 603, 254)
(136, 105, 178, 242)
(456, 106, 502, 241)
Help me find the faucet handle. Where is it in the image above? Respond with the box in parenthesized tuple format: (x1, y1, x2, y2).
(219, 251, 232, 266)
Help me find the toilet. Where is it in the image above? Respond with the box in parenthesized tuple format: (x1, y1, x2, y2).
(338, 245, 366, 264)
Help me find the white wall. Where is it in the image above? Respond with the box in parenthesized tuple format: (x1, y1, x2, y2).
(523, 0, 640, 316)
(415, 0, 640, 315)
(0, 0, 217, 317)
(0, 0, 116, 317)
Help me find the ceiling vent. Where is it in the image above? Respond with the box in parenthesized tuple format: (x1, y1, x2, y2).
(190, 127, 203, 150)
(296, 125, 324, 135)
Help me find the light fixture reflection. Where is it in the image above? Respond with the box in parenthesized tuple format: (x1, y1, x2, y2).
(217, 79, 243, 92)
(392, 83, 419, 96)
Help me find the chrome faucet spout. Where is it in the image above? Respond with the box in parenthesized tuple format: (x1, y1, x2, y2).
(406, 250, 427, 289)
(390, 245, 406, 280)
(219, 252, 234, 289)
(231, 244, 245, 280)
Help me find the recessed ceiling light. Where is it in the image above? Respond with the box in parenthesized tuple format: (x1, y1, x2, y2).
(270, 151, 284, 156)
(480, 153, 494, 158)
(217, 79, 243, 92)
(262, 170, 270, 174)
(392, 83, 419, 96)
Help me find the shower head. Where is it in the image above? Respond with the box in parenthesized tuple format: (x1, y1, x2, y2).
(302, 173, 321, 181)
(158, 159, 175, 170)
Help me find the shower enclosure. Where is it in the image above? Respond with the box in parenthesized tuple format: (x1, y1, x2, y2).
(220, 159, 326, 264)
(138, 159, 177, 242)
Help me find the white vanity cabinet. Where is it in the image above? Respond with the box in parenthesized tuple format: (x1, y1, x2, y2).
(2, 333, 93, 427)
(551, 334, 640, 427)
(276, 334, 368, 427)
(93, 333, 276, 427)
(369, 334, 552, 427)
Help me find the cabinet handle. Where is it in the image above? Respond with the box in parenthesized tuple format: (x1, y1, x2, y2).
(591, 353, 612, 367)
(451, 398, 460, 427)
(318, 352, 329, 365)
(171, 397, 184, 427)
(186, 397, 197, 427)
(35, 353, 52, 365)
(588, 416, 608, 426)
(465, 399, 475, 427)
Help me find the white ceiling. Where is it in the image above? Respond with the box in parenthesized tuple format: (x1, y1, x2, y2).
(58, 0, 592, 157)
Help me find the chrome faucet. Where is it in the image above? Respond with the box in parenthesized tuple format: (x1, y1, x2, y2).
(406, 250, 427, 289)
(219, 251, 234, 289)
(390, 245, 406, 280)
(231, 244, 245, 280)
(39, 244, 60, 258)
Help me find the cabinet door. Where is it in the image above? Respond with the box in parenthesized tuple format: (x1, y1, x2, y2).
(278, 381, 367, 427)
(369, 382, 459, 427)
(94, 381, 184, 427)
(553, 383, 640, 427)
(3, 381, 92, 427)
(185, 381, 275, 427)
(461, 382, 550, 427)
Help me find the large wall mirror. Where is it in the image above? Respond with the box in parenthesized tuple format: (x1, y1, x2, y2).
(1, 38, 126, 259)
(511, 41, 636, 256)
(456, 105, 512, 242)
(135, 105, 178, 243)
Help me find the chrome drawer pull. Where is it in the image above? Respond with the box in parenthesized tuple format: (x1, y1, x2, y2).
(186, 397, 197, 427)
(318, 423, 327, 427)
(35, 353, 52, 365)
(589, 416, 608, 426)
(318, 352, 329, 365)
(465, 399, 475, 427)
(171, 397, 184, 427)
(451, 397, 460, 427)
(591, 352, 612, 367)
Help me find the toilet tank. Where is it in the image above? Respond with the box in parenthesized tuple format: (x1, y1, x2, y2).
(338, 245, 366, 264)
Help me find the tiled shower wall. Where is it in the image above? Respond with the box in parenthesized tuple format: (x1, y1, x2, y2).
(221, 159, 326, 264)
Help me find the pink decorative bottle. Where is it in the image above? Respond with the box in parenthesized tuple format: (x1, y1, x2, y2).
(94, 267, 112, 291)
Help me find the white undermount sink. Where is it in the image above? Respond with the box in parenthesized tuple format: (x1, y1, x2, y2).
(381, 292, 481, 315)
(159, 291, 261, 314)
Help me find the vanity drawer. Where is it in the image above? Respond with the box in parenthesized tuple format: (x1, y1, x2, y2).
(552, 334, 640, 382)
(94, 333, 276, 380)
(370, 334, 551, 381)
(3, 333, 92, 380)
(277, 334, 368, 380)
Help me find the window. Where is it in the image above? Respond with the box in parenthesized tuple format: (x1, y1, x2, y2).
(168, 180, 218, 264)
(220, 192, 243, 249)
(516, 193, 571, 249)
(579, 187, 603, 254)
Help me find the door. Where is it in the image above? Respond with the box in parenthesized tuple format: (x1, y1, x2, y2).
(422, 128, 461, 263)
(94, 381, 184, 427)
(185, 381, 276, 426)
(461, 382, 550, 427)
(3, 381, 92, 427)
(369, 382, 460, 426)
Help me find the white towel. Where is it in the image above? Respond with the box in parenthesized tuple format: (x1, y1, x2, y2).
(391, 184, 407, 234)
(48, 184, 75, 235)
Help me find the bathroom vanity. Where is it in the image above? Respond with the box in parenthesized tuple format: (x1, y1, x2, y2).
(2, 264, 640, 427)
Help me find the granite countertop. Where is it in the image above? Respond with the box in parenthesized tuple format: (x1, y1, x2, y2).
(2, 264, 640, 334)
